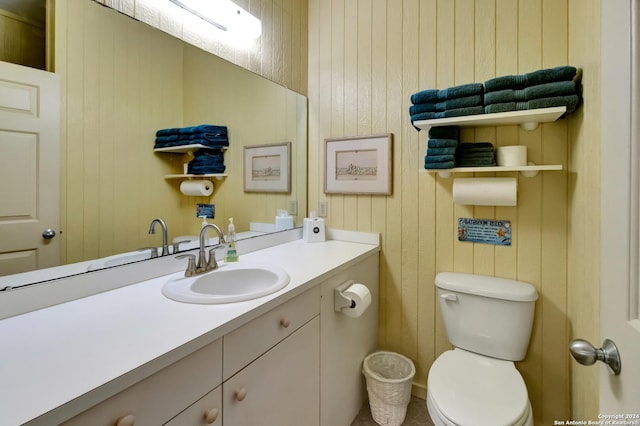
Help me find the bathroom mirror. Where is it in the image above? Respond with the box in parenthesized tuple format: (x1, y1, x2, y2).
(0, 0, 307, 289)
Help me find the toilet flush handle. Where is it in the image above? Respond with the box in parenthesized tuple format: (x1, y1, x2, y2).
(440, 293, 458, 302)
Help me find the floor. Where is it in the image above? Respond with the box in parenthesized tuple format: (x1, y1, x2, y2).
(351, 396, 435, 426)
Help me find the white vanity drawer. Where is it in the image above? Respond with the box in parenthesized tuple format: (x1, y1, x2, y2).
(164, 385, 221, 425)
(62, 338, 222, 426)
(223, 286, 320, 380)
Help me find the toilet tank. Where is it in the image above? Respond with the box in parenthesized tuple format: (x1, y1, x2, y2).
(435, 272, 538, 361)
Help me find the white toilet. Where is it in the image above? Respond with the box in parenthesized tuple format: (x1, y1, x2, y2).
(426, 272, 538, 426)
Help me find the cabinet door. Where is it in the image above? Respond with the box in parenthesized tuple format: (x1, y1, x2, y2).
(164, 385, 221, 426)
(223, 316, 320, 426)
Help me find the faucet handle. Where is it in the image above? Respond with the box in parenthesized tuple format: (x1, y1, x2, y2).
(207, 244, 226, 270)
(137, 247, 159, 258)
(176, 254, 197, 277)
(172, 240, 190, 254)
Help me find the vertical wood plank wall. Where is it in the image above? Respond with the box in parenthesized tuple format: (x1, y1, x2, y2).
(55, 0, 308, 264)
(309, 0, 601, 422)
(0, 9, 46, 69)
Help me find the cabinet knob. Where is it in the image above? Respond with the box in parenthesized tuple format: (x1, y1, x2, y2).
(280, 317, 291, 328)
(115, 414, 135, 426)
(234, 387, 247, 402)
(204, 407, 219, 424)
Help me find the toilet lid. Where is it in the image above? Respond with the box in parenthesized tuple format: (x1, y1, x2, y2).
(428, 349, 529, 426)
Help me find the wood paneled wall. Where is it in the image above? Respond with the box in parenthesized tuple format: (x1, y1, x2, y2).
(308, 0, 600, 422)
(0, 9, 46, 70)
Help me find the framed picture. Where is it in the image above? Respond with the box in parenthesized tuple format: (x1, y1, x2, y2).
(244, 142, 291, 192)
(324, 134, 393, 195)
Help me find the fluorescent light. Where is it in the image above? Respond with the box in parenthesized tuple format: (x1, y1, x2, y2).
(169, 0, 262, 39)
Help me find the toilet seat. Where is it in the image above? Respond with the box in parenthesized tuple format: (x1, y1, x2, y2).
(427, 349, 531, 426)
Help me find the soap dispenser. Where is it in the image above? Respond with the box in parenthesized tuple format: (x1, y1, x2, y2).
(225, 217, 239, 262)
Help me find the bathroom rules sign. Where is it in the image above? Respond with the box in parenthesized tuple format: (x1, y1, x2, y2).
(458, 218, 511, 246)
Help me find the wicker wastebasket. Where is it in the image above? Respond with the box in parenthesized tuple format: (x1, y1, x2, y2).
(362, 351, 416, 426)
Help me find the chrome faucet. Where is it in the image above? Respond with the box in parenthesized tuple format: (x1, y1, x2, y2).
(148, 218, 170, 256)
(196, 223, 226, 272)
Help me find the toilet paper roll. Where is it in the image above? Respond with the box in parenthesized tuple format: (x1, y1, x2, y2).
(453, 177, 517, 206)
(341, 283, 372, 318)
(180, 180, 214, 196)
(496, 145, 527, 166)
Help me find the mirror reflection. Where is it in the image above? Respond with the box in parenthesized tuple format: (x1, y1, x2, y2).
(0, 0, 307, 289)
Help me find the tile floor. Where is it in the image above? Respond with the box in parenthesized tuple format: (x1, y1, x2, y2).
(351, 396, 435, 426)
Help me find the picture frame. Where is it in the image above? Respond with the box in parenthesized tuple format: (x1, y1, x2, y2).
(243, 142, 291, 193)
(324, 134, 393, 195)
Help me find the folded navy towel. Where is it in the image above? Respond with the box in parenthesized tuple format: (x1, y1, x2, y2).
(411, 89, 439, 104)
(484, 66, 577, 92)
(457, 152, 495, 160)
(457, 142, 495, 152)
(427, 147, 457, 156)
(154, 139, 229, 150)
(428, 126, 460, 140)
(424, 160, 455, 170)
(484, 81, 576, 105)
(409, 103, 439, 115)
(425, 154, 456, 163)
(442, 106, 485, 118)
(156, 124, 228, 137)
(411, 111, 438, 122)
(428, 138, 459, 148)
(455, 158, 497, 167)
(484, 94, 580, 114)
(438, 83, 484, 100)
(155, 133, 229, 144)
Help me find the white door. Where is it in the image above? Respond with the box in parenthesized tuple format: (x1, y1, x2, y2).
(0, 61, 60, 278)
(599, 0, 640, 411)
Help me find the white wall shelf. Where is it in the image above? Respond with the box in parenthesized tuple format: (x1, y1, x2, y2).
(413, 106, 567, 131)
(154, 144, 228, 153)
(423, 163, 562, 178)
(164, 173, 227, 180)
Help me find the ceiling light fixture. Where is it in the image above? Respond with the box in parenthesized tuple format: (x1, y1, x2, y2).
(169, 0, 262, 39)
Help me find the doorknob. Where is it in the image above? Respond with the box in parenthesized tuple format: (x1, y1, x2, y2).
(569, 338, 621, 375)
(42, 229, 56, 240)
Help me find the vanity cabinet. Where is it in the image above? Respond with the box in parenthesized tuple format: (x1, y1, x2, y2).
(61, 338, 223, 426)
(222, 286, 320, 426)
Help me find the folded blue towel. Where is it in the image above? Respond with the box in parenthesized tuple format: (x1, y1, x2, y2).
(411, 111, 438, 122)
(156, 124, 228, 137)
(409, 103, 439, 115)
(411, 83, 484, 104)
(457, 152, 495, 160)
(427, 147, 457, 156)
(425, 154, 456, 163)
(155, 133, 229, 144)
(424, 160, 455, 169)
(484, 66, 577, 92)
(438, 83, 484, 100)
(484, 94, 580, 114)
(456, 142, 495, 152)
(455, 158, 496, 167)
(484, 81, 576, 104)
(428, 126, 459, 140)
(442, 106, 485, 118)
(428, 138, 459, 148)
(411, 89, 439, 104)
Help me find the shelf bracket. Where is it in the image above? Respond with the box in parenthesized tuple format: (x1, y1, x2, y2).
(519, 121, 539, 131)
(519, 162, 539, 178)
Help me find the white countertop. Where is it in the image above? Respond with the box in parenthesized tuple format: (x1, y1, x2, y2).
(0, 233, 379, 426)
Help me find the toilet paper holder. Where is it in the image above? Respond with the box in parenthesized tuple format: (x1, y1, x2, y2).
(334, 280, 357, 312)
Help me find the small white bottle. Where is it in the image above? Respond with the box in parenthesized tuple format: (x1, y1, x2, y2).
(199, 215, 209, 228)
(225, 217, 239, 262)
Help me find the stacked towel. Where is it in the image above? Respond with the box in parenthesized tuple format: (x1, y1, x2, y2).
(154, 124, 229, 149)
(187, 148, 226, 175)
(410, 83, 484, 126)
(424, 126, 460, 169)
(455, 142, 496, 167)
(483, 66, 580, 114)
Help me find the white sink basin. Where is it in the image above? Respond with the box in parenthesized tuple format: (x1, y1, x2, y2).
(162, 263, 290, 304)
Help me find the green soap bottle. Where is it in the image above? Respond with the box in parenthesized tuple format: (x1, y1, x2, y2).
(225, 217, 239, 262)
